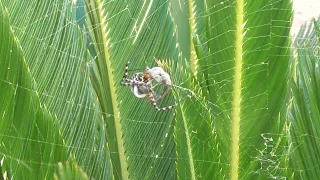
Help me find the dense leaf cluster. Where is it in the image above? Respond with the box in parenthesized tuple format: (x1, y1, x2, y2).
(0, 0, 319, 179)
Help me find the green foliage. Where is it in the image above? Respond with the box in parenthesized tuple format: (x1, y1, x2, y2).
(54, 160, 89, 180)
(0, 0, 319, 179)
(0, 0, 111, 179)
(0, 3, 67, 178)
(288, 18, 320, 179)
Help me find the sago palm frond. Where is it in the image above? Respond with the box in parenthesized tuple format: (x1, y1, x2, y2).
(2, 0, 319, 179)
(288, 18, 320, 179)
(0, 0, 111, 179)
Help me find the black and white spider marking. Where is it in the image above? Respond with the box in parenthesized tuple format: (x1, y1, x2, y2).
(120, 60, 174, 111)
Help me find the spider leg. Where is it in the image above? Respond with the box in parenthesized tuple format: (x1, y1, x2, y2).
(120, 61, 130, 86)
(146, 91, 174, 111)
(155, 85, 172, 102)
(120, 81, 132, 86)
(121, 79, 147, 87)
(123, 61, 130, 79)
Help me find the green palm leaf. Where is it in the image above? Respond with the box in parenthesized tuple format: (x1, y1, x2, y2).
(0, 3, 67, 179)
(1, 1, 111, 179)
(54, 160, 89, 180)
(2, 0, 320, 179)
(288, 18, 320, 179)
(85, 0, 179, 179)
(175, 0, 293, 179)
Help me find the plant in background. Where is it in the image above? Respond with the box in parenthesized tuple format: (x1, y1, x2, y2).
(288, 18, 320, 178)
(0, 0, 319, 179)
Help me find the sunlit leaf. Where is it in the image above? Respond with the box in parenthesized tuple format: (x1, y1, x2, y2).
(1, 0, 319, 179)
(1, 0, 112, 179)
(174, 0, 293, 179)
(85, 0, 179, 179)
(0, 4, 67, 178)
(54, 160, 89, 180)
(288, 18, 320, 179)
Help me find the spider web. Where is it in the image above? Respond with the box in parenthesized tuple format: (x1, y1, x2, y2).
(0, 0, 319, 179)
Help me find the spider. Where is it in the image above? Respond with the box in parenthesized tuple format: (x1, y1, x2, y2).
(120, 59, 174, 111)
